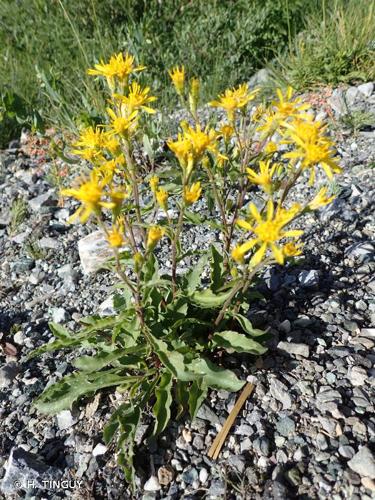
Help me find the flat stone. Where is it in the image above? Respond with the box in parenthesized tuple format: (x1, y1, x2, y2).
(346, 86, 359, 106)
(92, 443, 107, 457)
(97, 296, 116, 317)
(78, 230, 115, 274)
(1, 447, 62, 493)
(39, 236, 59, 249)
(298, 270, 320, 287)
(347, 366, 368, 386)
(196, 404, 221, 425)
(360, 328, 375, 339)
(276, 416, 295, 437)
(348, 447, 375, 479)
(51, 307, 68, 324)
(277, 341, 310, 358)
(327, 89, 346, 115)
(339, 446, 355, 459)
(28, 190, 57, 211)
(269, 378, 292, 409)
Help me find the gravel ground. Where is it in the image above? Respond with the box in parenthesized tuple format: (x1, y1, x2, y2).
(0, 82, 374, 500)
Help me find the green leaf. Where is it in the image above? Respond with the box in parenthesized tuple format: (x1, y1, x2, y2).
(212, 330, 267, 355)
(189, 358, 245, 391)
(144, 253, 159, 282)
(175, 380, 189, 419)
(185, 253, 209, 293)
(73, 346, 146, 372)
(149, 336, 197, 382)
(49, 322, 72, 340)
(34, 369, 130, 414)
(191, 287, 234, 309)
(188, 379, 208, 419)
(184, 210, 204, 224)
(233, 314, 267, 337)
(210, 244, 225, 292)
(153, 371, 173, 435)
(117, 403, 142, 490)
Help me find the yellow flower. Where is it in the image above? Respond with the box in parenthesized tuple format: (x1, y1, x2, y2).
(156, 188, 169, 211)
(133, 252, 144, 272)
(219, 124, 234, 142)
(147, 226, 165, 249)
(149, 175, 159, 193)
(265, 141, 277, 154)
(61, 171, 114, 224)
(102, 135, 122, 156)
(309, 187, 335, 210)
(256, 109, 281, 138)
(272, 86, 310, 121)
(106, 108, 138, 137)
(167, 132, 192, 171)
(210, 84, 259, 121)
(235, 200, 303, 265)
(184, 182, 202, 205)
(246, 160, 278, 194)
(72, 126, 106, 161)
(107, 218, 125, 248)
(87, 52, 145, 87)
(168, 66, 185, 95)
(283, 120, 342, 183)
(283, 242, 303, 257)
(113, 82, 157, 114)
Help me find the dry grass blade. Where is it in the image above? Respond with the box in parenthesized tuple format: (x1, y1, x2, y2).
(208, 382, 254, 460)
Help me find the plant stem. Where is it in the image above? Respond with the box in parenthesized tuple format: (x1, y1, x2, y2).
(171, 203, 185, 297)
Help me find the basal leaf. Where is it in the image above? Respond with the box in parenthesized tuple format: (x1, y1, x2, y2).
(233, 314, 267, 337)
(212, 330, 267, 355)
(185, 254, 209, 293)
(189, 358, 245, 392)
(153, 371, 173, 435)
(149, 336, 197, 382)
(34, 369, 129, 414)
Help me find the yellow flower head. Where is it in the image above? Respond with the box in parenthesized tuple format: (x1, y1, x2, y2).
(113, 82, 157, 114)
(149, 175, 159, 193)
(283, 242, 303, 257)
(107, 218, 125, 248)
(184, 182, 202, 205)
(265, 141, 278, 154)
(219, 124, 235, 142)
(102, 135, 121, 156)
(210, 84, 259, 121)
(72, 126, 106, 161)
(272, 86, 310, 121)
(168, 66, 185, 95)
(156, 188, 169, 211)
(235, 200, 303, 266)
(309, 187, 335, 210)
(147, 226, 165, 249)
(106, 108, 138, 137)
(61, 170, 114, 224)
(246, 160, 278, 194)
(87, 52, 145, 87)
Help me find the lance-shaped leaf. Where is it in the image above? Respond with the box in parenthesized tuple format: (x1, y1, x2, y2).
(185, 254, 209, 293)
(191, 287, 234, 309)
(34, 369, 131, 414)
(212, 330, 267, 355)
(210, 244, 225, 292)
(148, 335, 197, 382)
(73, 346, 146, 372)
(188, 379, 208, 419)
(189, 358, 245, 391)
(153, 371, 173, 435)
(233, 313, 267, 337)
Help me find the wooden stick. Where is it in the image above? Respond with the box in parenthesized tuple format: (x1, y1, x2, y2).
(208, 382, 254, 460)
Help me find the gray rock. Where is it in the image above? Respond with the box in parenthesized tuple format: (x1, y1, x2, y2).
(248, 68, 270, 88)
(346, 242, 374, 261)
(339, 446, 355, 459)
(1, 447, 62, 493)
(199, 467, 208, 484)
(317, 389, 342, 404)
(39, 236, 59, 249)
(0, 363, 19, 388)
(57, 263, 78, 284)
(277, 341, 310, 358)
(196, 404, 221, 425)
(347, 366, 368, 386)
(358, 82, 374, 98)
(298, 270, 320, 287)
(346, 87, 359, 106)
(92, 443, 107, 457)
(328, 89, 346, 115)
(348, 447, 375, 479)
(360, 328, 375, 339)
(181, 467, 199, 484)
(279, 319, 291, 334)
(28, 190, 57, 211)
(98, 295, 116, 317)
(269, 378, 292, 409)
(276, 416, 295, 437)
(253, 436, 270, 456)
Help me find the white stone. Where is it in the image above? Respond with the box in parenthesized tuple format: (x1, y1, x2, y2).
(348, 447, 375, 479)
(199, 467, 208, 484)
(277, 341, 310, 358)
(39, 237, 59, 249)
(92, 443, 107, 457)
(144, 475, 161, 492)
(78, 230, 114, 274)
(346, 86, 359, 106)
(358, 82, 374, 98)
(98, 296, 116, 317)
(51, 307, 68, 323)
(56, 410, 76, 430)
(347, 366, 368, 386)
